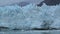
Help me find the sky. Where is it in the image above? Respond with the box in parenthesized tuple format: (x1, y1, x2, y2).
(0, 0, 43, 6)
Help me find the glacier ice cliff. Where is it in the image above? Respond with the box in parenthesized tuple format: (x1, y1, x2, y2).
(0, 3, 60, 30)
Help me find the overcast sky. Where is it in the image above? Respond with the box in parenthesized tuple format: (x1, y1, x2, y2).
(0, 0, 43, 6)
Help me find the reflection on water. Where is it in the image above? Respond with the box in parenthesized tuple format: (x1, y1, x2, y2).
(41, 31, 60, 34)
(0, 30, 60, 34)
(42, 32, 51, 34)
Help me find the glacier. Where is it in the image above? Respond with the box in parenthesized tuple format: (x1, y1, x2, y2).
(0, 3, 60, 30)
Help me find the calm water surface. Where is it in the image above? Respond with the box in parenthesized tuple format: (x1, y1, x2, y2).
(0, 30, 60, 34)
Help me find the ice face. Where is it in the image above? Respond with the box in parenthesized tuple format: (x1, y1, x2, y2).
(0, 5, 24, 29)
(0, 3, 60, 29)
(50, 5, 60, 28)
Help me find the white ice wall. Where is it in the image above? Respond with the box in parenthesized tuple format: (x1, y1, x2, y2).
(0, 3, 60, 29)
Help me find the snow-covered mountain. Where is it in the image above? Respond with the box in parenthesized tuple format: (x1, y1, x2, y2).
(0, 0, 43, 6)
